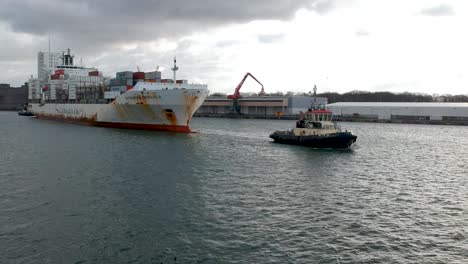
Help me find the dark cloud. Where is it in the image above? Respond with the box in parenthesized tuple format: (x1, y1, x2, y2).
(0, 0, 332, 55)
(419, 4, 455, 16)
(0, 0, 338, 86)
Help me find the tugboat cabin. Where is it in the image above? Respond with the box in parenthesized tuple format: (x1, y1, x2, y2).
(305, 109, 333, 122)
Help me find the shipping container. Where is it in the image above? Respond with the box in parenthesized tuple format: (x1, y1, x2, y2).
(110, 78, 129, 86)
(104, 91, 120, 99)
(109, 78, 118, 86)
(133, 72, 145, 79)
(116, 71, 133, 79)
(89, 70, 100, 76)
(110, 85, 126, 92)
(145, 71, 162, 80)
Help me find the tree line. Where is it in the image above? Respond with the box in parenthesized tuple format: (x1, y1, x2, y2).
(210, 91, 468, 103)
(317, 91, 468, 103)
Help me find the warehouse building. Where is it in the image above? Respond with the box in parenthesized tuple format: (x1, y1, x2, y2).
(196, 95, 327, 118)
(0, 83, 28, 111)
(0, 83, 28, 110)
(327, 102, 468, 123)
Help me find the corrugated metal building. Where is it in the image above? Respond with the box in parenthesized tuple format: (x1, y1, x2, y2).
(327, 102, 468, 122)
(196, 96, 327, 117)
(0, 83, 28, 110)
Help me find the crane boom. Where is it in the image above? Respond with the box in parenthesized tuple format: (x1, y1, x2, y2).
(227, 72, 264, 100)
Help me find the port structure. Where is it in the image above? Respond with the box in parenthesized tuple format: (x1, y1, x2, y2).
(227, 73, 264, 114)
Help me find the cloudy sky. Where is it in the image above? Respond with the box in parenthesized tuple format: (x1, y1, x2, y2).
(0, 0, 467, 95)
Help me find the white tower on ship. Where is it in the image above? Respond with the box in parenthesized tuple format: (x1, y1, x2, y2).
(38, 51, 61, 81)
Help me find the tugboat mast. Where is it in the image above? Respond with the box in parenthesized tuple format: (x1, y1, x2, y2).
(311, 84, 319, 110)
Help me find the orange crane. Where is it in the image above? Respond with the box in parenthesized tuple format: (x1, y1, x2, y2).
(227, 73, 264, 113)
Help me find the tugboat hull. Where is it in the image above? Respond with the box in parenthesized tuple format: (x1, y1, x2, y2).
(270, 131, 357, 149)
(18, 110, 34, 116)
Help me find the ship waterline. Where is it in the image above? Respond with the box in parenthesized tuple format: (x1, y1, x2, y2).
(31, 87, 209, 133)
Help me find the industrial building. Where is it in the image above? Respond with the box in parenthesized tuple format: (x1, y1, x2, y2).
(327, 102, 468, 124)
(0, 83, 28, 110)
(195, 96, 327, 118)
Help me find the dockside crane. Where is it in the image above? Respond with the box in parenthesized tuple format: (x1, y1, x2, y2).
(227, 73, 264, 114)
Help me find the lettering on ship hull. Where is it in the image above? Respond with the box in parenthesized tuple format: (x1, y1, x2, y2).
(55, 105, 83, 116)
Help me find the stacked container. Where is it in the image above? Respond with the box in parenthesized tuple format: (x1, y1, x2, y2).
(116, 71, 133, 79)
(133, 72, 145, 85)
(110, 71, 134, 92)
(144, 71, 162, 82)
(88, 70, 100, 77)
(50, 74, 62, 80)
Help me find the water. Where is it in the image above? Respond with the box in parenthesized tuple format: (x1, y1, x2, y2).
(1, 111, 467, 264)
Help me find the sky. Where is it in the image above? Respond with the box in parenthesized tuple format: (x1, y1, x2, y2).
(0, 0, 467, 95)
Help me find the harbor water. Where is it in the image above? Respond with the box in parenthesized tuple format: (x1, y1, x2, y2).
(1, 111, 467, 263)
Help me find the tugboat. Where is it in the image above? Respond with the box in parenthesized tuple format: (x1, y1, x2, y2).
(270, 86, 357, 149)
(18, 103, 34, 116)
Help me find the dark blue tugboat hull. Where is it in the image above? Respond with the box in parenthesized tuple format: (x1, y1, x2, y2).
(18, 110, 34, 116)
(270, 131, 357, 149)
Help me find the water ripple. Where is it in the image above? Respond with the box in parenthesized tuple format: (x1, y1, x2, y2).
(1, 113, 467, 263)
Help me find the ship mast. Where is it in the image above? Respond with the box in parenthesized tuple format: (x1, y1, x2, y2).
(171, 57, 178, 84)
(312, 84, 318, 110)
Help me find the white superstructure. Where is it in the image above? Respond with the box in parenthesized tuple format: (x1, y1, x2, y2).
(29, 49, 108, 101)
(38, 51, 61, 81)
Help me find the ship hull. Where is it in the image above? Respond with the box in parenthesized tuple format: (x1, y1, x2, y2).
(270, 131, 357, 149)
(31, 88, 208, 133)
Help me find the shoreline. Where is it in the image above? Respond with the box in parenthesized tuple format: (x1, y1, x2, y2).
(193, 113, 468, 126)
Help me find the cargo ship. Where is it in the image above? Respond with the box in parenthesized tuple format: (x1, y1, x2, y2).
(27, 49, 209, 132)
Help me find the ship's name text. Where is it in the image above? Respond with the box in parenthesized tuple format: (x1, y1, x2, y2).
(56, 107, 82, 116)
